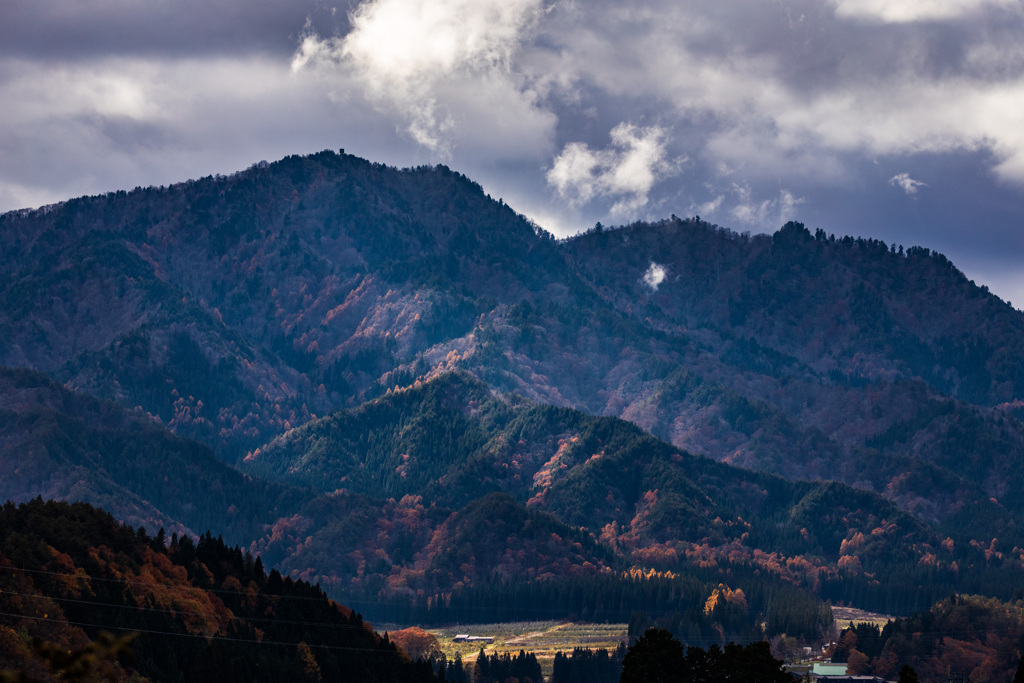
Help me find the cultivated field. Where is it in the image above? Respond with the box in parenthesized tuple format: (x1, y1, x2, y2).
(384, 621, 628, 677)
(831, 605, 894, 631)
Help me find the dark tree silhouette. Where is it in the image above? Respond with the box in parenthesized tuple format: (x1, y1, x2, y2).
(620, 628, 685, 683)
(1013, 658, 1024, 683)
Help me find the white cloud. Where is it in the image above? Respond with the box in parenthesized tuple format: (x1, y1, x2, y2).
(0, 56, 391, 210)
(890, 172, 927, 194)
(765, 78, 1024, 185)
(291, 0, 547, 153)
(533, 1, 1024, 190)
(729, 185, 804, 228)
(696, 194, 725, 215)
(830, 0, 1018, 23)
(642, 262, 667, 290)
(341, 0, 543, 82)
(547, 123, 677, 217)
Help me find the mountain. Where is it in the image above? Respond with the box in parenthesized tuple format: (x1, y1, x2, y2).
(566, 220, 1024, 406)
(241, 372, 1024, 617)
(3, 149, 1024, 626)
(0, 373, 835, 643)
(0, 366, 307, 540)
(0, 367, 620, 603)
(0, 370, 833, 645)
(559, 220, 1024, 517)
(0, 151, 572, 459)
(2, 150, 1024, 533)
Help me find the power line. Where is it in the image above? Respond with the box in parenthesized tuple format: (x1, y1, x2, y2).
(0, 564, 334, 605)
(1, 601, 1016, 670)
(0, 588, 373, 631)
(0, 610, 405, 655)
(0, 564, 838, 620)
(7, 560, 1021, 646)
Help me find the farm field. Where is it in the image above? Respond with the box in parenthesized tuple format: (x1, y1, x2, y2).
(381, 621, 628, 677)
(831, 605, 894, 631)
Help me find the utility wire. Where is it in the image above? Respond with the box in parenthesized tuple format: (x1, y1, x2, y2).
(0, 610, 403, 655)
(0, 588, 372, 631)
(0, 565, 334, 604)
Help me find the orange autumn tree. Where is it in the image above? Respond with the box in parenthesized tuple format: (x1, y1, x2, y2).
(389, 627, 443, 661)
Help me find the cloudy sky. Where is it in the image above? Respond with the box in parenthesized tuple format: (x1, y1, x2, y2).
(3, 0, 1023, 306)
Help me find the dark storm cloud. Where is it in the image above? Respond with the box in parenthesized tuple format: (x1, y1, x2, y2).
(0, 0, 336, 59)
(2, 0, 1023, 304)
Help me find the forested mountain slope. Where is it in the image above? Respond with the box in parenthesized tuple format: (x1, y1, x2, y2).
(0, 368, 618, 603)
(2, 151, 1023, 530)
(243, 372, 1024, 616)
(554, 221, 1024, 526)
(0, 371, 834, 640)
(6, 366, 1018, 621)
(0, 366, 307, 539)
(565, 220, 1024, 405)
(0, 151, 574, 458)
(3, 150, 1024, 622)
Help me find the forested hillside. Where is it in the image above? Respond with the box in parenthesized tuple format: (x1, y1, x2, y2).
(0, 369, 620, 608)
(560, 220, 1024, 522)
(241, 372, 1024, 618)
(832, 595, 1024, 682)
(0, 366, 308, 539)
(0, 499, 441, 682)
(0, 151, 571, 458)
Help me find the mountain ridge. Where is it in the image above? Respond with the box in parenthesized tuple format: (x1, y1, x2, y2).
(3, 149, 1024, 620)
(6, 365, 1018, 621)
